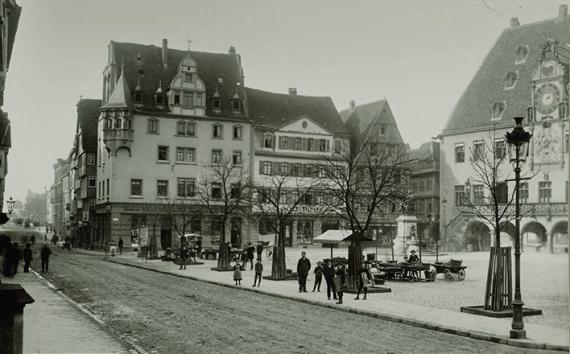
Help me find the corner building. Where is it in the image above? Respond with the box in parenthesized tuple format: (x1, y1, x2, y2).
(439, 7, 569, 253)
(95, 40, 251, 250)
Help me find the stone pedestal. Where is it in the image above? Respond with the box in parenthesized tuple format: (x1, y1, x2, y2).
(393, 215, 418, 257)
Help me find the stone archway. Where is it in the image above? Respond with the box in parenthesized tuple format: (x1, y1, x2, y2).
(551, 221, 569, 253)
(522, 221, 548, 250)
(464, 221, 491, 252)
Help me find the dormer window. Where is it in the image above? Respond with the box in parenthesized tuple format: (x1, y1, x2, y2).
(134, 92, 143, 104)
(231, 99, 241, 112)
(212, 97, 222, 111)
(184, 73, 193, 83)
(263, 133, 274, 149)
(515, 45, 529, 65)
(194, 93, 203, 107)
(155, 93, 165, 106)
(504, 72, 518, 90)
(174, 92, 181, 105)
(491, 101, 506, 120)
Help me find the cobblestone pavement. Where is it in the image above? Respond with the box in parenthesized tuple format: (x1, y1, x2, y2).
(1, 270, 128, 354)
(280, 247, 569, 329)
(29, 247, 562, 354)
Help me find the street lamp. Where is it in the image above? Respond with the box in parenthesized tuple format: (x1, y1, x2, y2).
(6, 197, 15, 214)
(505, 116, 532, 340)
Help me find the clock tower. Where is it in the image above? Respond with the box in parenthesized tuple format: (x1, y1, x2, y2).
(530, 39, 569, 167)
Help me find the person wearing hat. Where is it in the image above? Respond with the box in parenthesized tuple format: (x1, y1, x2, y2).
(407, 250, 420, 281)
(312, 261, 324, 292)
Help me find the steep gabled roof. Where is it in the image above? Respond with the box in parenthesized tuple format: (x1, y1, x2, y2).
(110, 42, 244, 117)
(102, 68, 130, 109)
(76, 99, 101, 151)
(245, 88, 349, 135)
(409, 141, 437, 161)
(0, 109, 10, 148)
(340, 100, 404, 145)
(442, 15, 570, 135)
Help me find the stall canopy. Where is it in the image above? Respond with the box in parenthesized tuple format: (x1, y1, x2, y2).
(313, 230, 354, 243)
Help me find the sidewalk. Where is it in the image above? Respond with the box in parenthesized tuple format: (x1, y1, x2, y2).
(91, 249, 568, 351)
(1, 270, 129, 354)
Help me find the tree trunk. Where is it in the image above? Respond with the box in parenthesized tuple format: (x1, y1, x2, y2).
(271, 224, 288, 279)
(348, 240, 363, 290)
(217, 220, 231, 269)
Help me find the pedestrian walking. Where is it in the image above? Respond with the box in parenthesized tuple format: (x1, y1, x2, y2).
(41, 244, 52, 273)
(23, 243, 33, 273)
(296, 251, 311, 293)
(323, 260, 337, 300)
(240, 247, 248, 270)
(4, 242, 18, 277)
(179, 246, 188, 270)
(256, 241, 263, 261)
(333, 263, 347, 304)
(246, 242, 255, 270)
(355, 262, 373, 300)
(11, 243, 21, 275)
(312, 261, 323, 292)
(233, 263, 242, 285)
(118, 237, 124, 254)
(252, 258, 263, 287)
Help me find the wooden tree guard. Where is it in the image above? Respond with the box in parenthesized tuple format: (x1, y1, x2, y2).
(484, 247, 512, 311)
(271, 245, 287, 279)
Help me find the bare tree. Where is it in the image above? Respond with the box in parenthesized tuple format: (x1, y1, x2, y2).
(252, 173, 318, 279)
(319, 139, 411, 288)
(196, 154, 251, 270)
(158, 197, 198, 250)
(462, 129, 535, 311)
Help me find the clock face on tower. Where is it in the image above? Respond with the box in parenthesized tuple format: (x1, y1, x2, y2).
(535, 82, 561, 115)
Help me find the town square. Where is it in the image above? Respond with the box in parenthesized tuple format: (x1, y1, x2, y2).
(0, 1, 568, 353)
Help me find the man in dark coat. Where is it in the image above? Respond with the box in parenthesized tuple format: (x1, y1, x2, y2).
(256, 242, 263, 261)
(23, 243, 33, 273)
(323, 260, 337, 300)
(296, 251, 311, 292)
(118, 237, 124, 254)
(41, 245, 52, 273)
(246, 242, 255, 270)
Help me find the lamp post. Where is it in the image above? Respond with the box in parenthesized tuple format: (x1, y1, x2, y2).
(505, 116, 532, 339)
(7, 196, 15, 214)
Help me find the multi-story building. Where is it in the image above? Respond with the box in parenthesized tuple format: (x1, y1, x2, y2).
(439, 6, 569, 253)
(246, 87, 351, 246)
(94, 40, 250, 250)
(0, 0, 20, 216)
(339, 99, 408, 245)
(409, 141, 440, 245)
(51, 158, 70, 238)
(69, 98, 100, 248)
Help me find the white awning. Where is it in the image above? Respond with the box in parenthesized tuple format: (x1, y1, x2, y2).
(313, 229, 353, 243)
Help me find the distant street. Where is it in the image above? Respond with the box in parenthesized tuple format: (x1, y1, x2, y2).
(28, 246, 558, 354)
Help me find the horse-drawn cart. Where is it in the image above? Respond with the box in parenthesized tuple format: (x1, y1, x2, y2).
(433, 259, 467, 281)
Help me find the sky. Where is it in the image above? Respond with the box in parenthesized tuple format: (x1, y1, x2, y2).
(3, 0, 565, 202)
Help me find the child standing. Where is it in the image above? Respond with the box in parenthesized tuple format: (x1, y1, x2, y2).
(253, 258, 263, 287)
(233, 263, 242, 285)
(313, 261, 323, 292)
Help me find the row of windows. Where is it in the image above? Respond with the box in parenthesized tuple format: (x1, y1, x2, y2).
(257, 188, 336, 206)
(454, 140, 506, 163)
(147, 118, 243, 139)
(170, 91, 204, 108)
(156, 146, 242, 165)
(258, 161, 325, 178)
(453, 181, 566, 206)
(264, 134, 342, 154)
(127, 178, 242, 199)
(411, 178, 433, 193)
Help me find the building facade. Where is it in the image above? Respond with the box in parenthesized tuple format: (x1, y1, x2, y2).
(247, 87, 351, 246)
(439, 7, 569, 253)
(94, 40, 251, 250)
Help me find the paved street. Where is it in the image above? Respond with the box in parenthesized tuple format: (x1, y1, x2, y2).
(27, 245, 561, 354)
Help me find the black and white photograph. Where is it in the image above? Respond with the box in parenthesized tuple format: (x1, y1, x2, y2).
(0, 0, 568, 353)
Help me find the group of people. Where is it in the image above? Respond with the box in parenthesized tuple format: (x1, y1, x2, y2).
(1, 239, 52, 277)
(233, 242, 264, 286)
(296, 252, 374, 304)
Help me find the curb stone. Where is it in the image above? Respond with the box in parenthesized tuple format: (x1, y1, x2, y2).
(106, 257, 568, 352)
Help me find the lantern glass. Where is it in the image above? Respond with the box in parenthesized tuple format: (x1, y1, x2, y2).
(508, 140, 529, 164)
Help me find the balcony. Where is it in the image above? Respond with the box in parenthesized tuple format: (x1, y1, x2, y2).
(103, 128, 134, 156)
(411, 160, 439, 174)
(471, 202, 567, 217)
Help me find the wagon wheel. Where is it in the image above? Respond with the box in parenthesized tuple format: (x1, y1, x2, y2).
(444, 268, 452, 281)
(457, 269, 466, 281)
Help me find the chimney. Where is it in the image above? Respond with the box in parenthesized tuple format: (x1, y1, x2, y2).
(288, 88, 297, 95)
(349, 100, 356, 109)
(559, 4, 568, 19)
(510, 17, 520, 28)
(162, 38, 168, 69)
